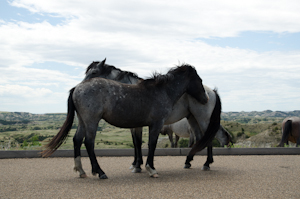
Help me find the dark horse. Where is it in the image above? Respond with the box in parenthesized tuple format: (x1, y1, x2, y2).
(278, 117, 300, 147)
(42, 59, 217, 179)
(82, 60, 223, 172)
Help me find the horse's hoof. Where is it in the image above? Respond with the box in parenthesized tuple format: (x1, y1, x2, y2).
(80, 173, 88, 178)
(132, 168, 142, 173)
(201, 166, 210, 171)
(151, 173, 159, 178)
(184, 164, 191, 169)
(99, 174, 108, 179)
(145, 164, 158, 177)
(129, 165, 135, 170)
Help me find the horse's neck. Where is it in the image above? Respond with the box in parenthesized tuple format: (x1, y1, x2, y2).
(164, 75, 189, 104)
(106, 69, 120, 80)
(128, 76, 142, 84)
(215, 129, 225, 143)
(106, 69, 141, 85)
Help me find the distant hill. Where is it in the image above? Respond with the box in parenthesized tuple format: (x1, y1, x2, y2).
(1, 110, 299, 123)
(222, 110, 300, 122)
(0, 111, 67, 123)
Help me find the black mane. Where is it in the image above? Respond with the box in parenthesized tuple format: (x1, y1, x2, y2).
(141, 64, 196, 87)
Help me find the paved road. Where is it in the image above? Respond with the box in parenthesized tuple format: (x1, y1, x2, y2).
(1, 155, 299, 198)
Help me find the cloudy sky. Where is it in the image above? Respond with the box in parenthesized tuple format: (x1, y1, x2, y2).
(0, 0, 300, 114)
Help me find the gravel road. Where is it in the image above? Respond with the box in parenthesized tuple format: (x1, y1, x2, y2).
(1, 155, 299, 198)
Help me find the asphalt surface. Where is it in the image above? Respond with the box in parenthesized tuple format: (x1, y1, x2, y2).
(1, 155, 300, 198)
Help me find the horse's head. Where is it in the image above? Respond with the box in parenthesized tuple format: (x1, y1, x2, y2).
(84, 58, 142, 84)
(215, 126, 233, 147)
(84, 58, 106, 81)
(185, 66, 208, 105)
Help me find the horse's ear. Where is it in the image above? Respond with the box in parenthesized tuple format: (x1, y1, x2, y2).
(100, 58, 106, 66)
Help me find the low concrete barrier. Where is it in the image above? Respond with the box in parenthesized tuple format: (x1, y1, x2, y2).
(1, 147, 300, 159)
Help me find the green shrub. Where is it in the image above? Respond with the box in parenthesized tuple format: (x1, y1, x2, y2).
(212, 139, 220, 147)
(237, 132, 244, 137)
(178, 138, 189, 148)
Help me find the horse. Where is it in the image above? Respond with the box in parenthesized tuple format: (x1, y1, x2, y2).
(277, 117, 300, 147)
(81, 60, 222, 172)
(160, 118, 232, 148)
(42, 59, 213, 179)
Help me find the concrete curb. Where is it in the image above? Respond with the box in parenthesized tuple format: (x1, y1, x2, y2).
(1, 148, 300, 159)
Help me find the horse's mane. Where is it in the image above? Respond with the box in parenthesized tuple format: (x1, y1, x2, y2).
(85, 61, 140, 82)
(141, 64, 196, 87)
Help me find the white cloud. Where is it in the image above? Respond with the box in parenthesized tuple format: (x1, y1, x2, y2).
(9, 0, 300, 37)
(0, 84, 52, 97)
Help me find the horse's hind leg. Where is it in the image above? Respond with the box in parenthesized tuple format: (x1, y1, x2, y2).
(84, 123, 107, 179)
(73, 120, 87, 178)
(202, 143, 213, 171)
(129, 129, 137, 170)
(184, 115, 202, 168)
(130, 127, 143, 173)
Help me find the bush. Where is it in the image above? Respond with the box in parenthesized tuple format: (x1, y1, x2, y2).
(237, 132, 244, 137)
(212, 139, 220, 147)
(31, 126, 41, 130)
(178, 138, 189, 148)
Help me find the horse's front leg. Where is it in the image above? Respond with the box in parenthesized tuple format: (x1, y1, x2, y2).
(85, 127, 107, 179)
(73, 123, 87, 178)
(130, 127, 143, 173)
(202, 143, 213, 171)
(145, 122, 163, 178)
(167, 131, 175, 148)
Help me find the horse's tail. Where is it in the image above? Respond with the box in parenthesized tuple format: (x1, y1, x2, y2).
(185, 89, 221, 162)
(41, 87, 76, 157)
(277, 119, 292, 147)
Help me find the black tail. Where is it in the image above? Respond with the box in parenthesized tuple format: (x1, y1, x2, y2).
(277, 119, 292, 147)
(41, 87, 76, 157)
(186, 89, 221, 162)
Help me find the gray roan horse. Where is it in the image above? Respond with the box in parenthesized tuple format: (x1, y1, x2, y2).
(42, 59, 218, 179)
(79, 59, 222, 173)
(278, 117, 300, 147)
(160, 118, 232, 148)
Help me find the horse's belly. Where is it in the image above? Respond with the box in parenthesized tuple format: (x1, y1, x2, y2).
(170, 118, 190, 138)
(102, 105, 154, 128)
(104, 119, 146, 128)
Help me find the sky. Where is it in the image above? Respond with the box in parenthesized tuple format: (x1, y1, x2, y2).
(0, 0, 300, 114)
